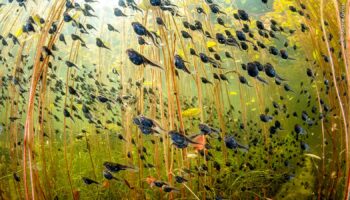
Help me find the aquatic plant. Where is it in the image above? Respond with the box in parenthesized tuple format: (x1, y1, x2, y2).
(0, 0, 350, 199)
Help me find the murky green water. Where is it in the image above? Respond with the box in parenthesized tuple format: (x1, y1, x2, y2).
(0, 0, 349, 199)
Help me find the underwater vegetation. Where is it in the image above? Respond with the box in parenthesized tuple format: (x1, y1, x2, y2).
(0, 0, 350, 199)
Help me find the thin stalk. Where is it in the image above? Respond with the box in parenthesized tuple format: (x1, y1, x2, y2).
(321, 1, 349, 200)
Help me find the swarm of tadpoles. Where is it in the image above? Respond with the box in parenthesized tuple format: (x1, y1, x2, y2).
(133, 115, 247, 152)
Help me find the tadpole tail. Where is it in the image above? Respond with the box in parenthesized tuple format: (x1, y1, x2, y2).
(148, 31, 161, 47)
(257, 76, 269, 84)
